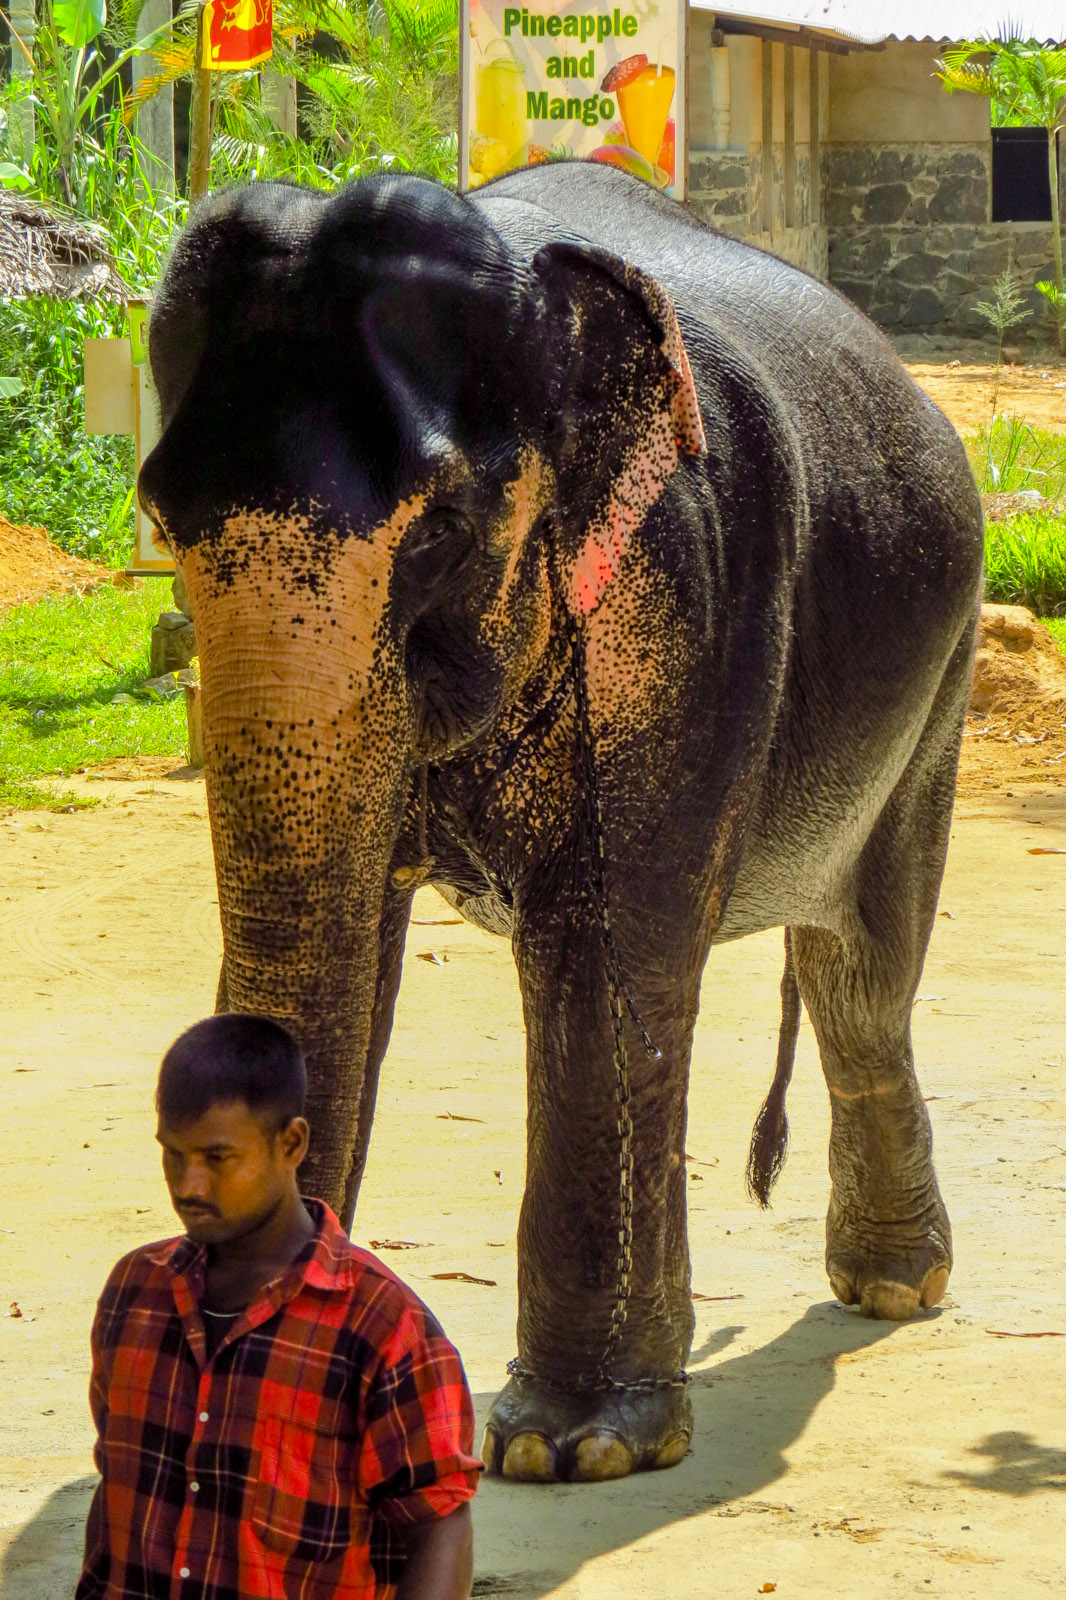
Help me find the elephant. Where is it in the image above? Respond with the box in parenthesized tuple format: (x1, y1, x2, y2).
(139, 161, 983, 1485)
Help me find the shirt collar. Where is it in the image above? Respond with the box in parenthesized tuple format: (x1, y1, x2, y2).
(145, 1196, 354, 1295)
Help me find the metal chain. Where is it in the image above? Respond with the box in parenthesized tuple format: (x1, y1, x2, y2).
(562, 609, 647, 1386)
(506, 1357, 688, 1394)
(505, 533, 684, 1398)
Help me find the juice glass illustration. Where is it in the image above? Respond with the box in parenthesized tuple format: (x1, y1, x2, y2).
(473, 43, 526, 180)
(615, 63, 675, 171)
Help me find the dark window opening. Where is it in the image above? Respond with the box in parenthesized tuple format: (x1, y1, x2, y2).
(991, 126, 1058, 222)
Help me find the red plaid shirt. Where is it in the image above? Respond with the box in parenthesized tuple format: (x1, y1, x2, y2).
(77, 1200, 480, 1600)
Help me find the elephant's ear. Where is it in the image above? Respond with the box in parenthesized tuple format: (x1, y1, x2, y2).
(532, 240, 705, 617)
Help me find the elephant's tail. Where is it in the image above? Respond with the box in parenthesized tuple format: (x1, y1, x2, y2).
(746, 929, 801, 1208)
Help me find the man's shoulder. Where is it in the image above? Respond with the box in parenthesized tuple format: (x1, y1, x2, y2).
(308, 1219, 448, 1354)
(98, 1235, 185, 1301)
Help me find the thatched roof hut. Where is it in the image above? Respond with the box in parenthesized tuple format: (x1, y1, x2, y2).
(0, 191, 129, 301)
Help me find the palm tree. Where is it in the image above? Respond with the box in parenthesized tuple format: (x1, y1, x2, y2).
(936, 36, 1066, 352)
(126, 0, 459, 195)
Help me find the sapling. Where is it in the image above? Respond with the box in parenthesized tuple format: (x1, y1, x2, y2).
(973, 268, 1031, 419)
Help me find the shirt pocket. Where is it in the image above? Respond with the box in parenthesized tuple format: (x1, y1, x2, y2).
(251, 1413, 352, 1564)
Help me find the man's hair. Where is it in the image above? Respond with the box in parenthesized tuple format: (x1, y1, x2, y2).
(156, 1015, 307, 1131)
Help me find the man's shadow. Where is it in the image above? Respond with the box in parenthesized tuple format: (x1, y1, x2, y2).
(0, 1475, 96, 1600)
(0, 1305, 925, 1600)
(469, 1300, 903, 1597)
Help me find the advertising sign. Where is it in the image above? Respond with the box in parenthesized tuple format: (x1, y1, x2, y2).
(460, 0, 686, 199)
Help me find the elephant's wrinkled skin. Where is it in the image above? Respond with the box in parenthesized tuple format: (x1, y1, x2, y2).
(140, 163, 983, 1483)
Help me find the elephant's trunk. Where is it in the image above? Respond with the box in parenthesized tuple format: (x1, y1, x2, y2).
(180, 510, 418, 1212)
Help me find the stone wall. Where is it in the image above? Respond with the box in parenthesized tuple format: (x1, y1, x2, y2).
(825, 143, 989, 228)
(689, 149, 761, 234)
(825, 141, 1066, 344)
(828, 220, 1064, 338)
(688, 144, 828, 279)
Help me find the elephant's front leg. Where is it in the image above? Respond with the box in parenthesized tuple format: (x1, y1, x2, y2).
(483, 907, 698, 1482)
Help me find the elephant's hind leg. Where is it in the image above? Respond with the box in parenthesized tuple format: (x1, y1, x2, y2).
(794, 623, 975, 1319)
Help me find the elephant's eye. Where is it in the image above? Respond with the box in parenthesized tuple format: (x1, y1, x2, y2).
(414, 508, 473, 548)
(395, 509, 477, 615)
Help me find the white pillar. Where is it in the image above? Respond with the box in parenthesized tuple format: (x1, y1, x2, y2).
(8, 0, 36, 158)
(132, 0, 175, 195)
(710, 45, 731, 150)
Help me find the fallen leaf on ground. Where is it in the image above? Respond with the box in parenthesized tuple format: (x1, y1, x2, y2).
(415, 951, 448, 964)
(368, 1239, 432, 1250)
(8, 1302, 22, 1318)
(985, 1328, 1064, 1338)
(430, 1272, 497, 1287)
(436, 1112, 485, 1122)
(758, 1585, 777, 1594)
(1027, 847, 1066, 855)
(685, 1152, 719, 1167)
(693, 1292, 744, 1301)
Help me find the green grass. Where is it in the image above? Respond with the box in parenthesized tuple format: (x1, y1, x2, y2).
(984, 511, 1066, 616)
(965, 417, 1066, 498)
(0, 582, 187, 811)
(1, 522, 1064, 818)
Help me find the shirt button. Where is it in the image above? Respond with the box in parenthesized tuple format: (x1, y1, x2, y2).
(198, 1412, 209, 1422)
(189, 1482, 200, 1493)
(179, 1568, 190, 1579)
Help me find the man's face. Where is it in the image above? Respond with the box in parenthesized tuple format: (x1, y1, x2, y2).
(156, 1100, 304, 1246)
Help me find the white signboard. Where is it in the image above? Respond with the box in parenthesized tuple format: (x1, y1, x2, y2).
(460, 0, 686, 199)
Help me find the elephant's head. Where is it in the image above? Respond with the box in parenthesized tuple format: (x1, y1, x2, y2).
(139, 175, 703, 1216)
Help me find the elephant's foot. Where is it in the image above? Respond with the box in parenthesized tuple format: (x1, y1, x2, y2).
(482, 1373, 693, 1482)
(825, 1185, 952, 1319)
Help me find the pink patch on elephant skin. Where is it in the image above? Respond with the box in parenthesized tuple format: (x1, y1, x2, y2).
(567, 288, 705, 619)
(568, 390, 703, 619)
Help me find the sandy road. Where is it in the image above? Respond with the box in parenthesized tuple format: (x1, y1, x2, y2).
(1, 770, 1064, 1599)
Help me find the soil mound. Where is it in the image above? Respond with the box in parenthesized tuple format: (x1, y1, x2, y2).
(959, 604, 1066, 793)
(0, 516, 111, 610)
(971, 604, 1066, 718)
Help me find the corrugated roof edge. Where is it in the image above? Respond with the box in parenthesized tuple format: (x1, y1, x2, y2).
(696, 1, 1066, 48)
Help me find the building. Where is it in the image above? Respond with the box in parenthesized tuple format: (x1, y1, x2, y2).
(686, 0, 1066, 340)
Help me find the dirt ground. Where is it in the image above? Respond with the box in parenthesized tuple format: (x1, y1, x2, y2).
(0, 518, 110, 612)
(903, 349, 1066, 435)
(2, 349, 1066, 1598)
(1, 775, 1065, 1600)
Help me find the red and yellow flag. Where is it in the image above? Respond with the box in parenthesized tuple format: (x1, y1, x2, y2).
(200, 0, 273, 70)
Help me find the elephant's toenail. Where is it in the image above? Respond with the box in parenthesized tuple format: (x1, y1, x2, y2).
(502, 1433, 558, 1482)
(653, 1432, 690, 1469)
(921, 1265, 949, 1307)
(571, 1434, 633, 1482)
(481, 1428, 501, 1475)
(860, 1280, 920, 1321)
(829, 1271, 857, 1305)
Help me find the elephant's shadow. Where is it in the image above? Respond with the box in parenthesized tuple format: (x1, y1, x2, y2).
(0, 1304, 915, 1600)
(469, 1301, 910, 1597)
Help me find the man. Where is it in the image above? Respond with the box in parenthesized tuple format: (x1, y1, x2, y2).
(77, 1014, 479, 1600)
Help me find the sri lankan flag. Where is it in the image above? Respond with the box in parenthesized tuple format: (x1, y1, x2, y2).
(200, 0, 273, 69)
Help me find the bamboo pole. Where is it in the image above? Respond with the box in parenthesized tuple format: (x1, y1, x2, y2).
(188, 3, 213, 204)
